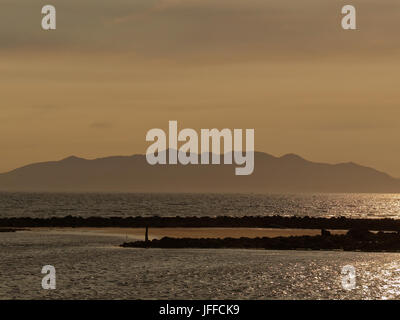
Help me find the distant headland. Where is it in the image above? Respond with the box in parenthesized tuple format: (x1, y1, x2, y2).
(0, 151, 399, 193)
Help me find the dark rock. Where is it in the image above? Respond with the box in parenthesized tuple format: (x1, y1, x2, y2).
(321, 229, 331, 237)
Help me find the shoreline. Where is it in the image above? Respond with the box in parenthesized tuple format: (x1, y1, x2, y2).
(6, 225, 400, 253)
(2, 215, 400, 231)
(121, 229, 400, 253)
(21, 227, 346, 240)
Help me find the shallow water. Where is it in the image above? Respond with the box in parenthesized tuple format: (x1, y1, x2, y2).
(2, 231, 400, 299)
(1, 192, 400, 219)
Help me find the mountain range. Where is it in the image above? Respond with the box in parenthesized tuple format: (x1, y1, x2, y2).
(0, 151, 399, 193)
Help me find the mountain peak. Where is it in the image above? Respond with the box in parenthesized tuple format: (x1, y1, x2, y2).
(61, 155, 84, 162)
(0, 151, 398, 193)
(280, 153, 305, 161)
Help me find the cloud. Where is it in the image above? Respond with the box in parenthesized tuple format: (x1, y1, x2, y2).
(2, 0, 400, 62)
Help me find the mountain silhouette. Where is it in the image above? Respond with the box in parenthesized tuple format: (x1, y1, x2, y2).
(0, 151, 399, 193)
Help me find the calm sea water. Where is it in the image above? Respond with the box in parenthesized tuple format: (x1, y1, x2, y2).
(2, 192, 400, 300)
(1, 192, 400, 219)
(2, 231, 400, 299)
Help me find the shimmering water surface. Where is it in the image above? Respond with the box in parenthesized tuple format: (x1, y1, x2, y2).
(2, 231, 400, 299)
(2, 192, 400, 299)
(1, 192, 400, 218)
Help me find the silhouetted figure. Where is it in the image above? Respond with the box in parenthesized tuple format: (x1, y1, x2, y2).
(145, 226, 149, 244)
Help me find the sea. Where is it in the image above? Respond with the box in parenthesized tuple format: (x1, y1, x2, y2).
(2, 192, 400, 299)
(1, 192, 400, 219)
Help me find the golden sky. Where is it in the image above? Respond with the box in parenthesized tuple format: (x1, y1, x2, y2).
(1, 0, 400, 176)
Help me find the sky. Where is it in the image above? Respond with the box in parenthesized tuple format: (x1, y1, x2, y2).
(1, 0, 400, 176)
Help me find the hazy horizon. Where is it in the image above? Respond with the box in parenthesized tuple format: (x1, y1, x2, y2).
(2, 0, 400, 176)
(1, 149, 397, 179)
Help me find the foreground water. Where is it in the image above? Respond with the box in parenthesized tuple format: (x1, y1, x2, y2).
(2, 192, 400, 299)
(1, 192, 400, 219)
(2, 231, 400, 299)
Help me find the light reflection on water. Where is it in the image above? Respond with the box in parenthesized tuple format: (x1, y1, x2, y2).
(2, 232, 400, 299)
(1, 192, 400, 218)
